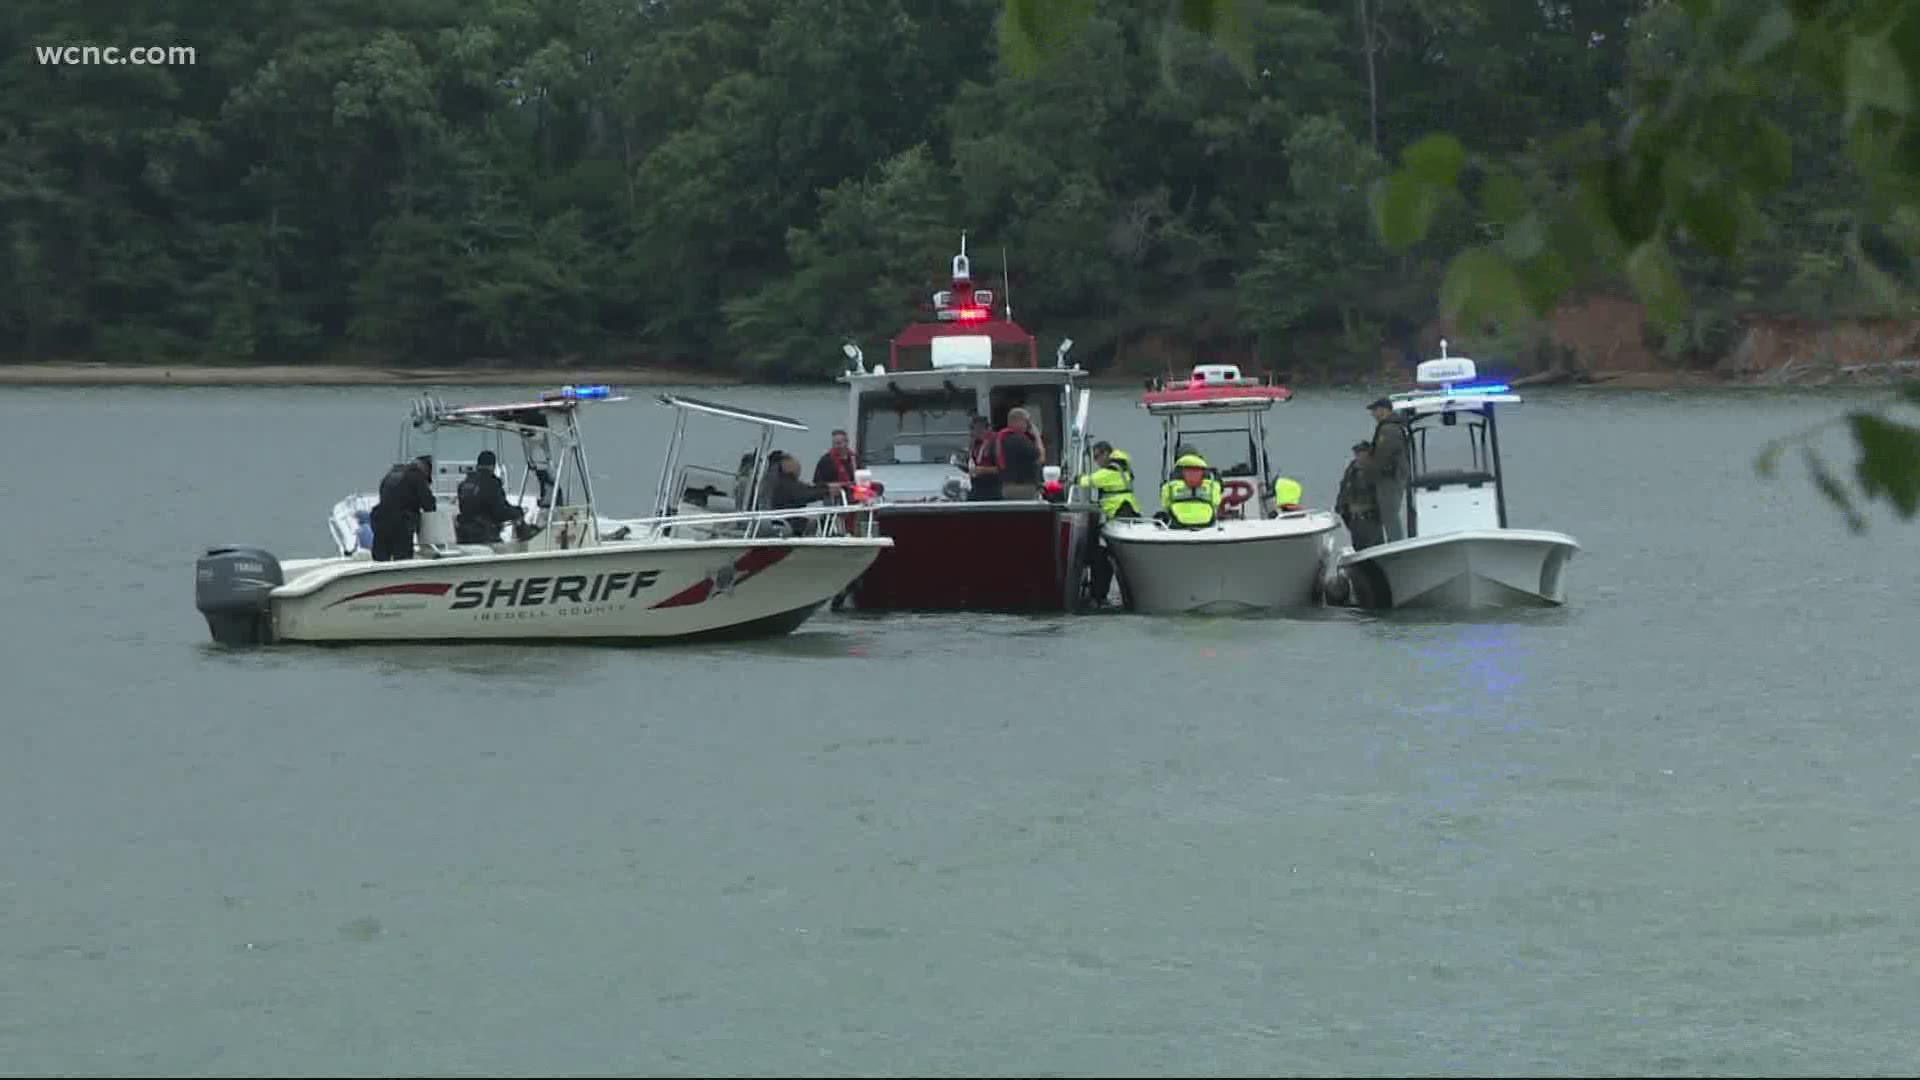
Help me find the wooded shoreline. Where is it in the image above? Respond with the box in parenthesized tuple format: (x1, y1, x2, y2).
(3, 362, 1912, 390)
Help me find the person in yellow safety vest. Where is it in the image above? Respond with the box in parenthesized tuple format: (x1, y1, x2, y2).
(1272, 475, 1304, 511)
(1078, 441, 1143, 520)
(1158, 452, 1222, 528)
(1078, 441, 1141, 608)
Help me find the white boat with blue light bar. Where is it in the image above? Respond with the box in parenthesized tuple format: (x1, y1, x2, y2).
(193, 385, 891, 645)
(1325, 346, 1580, 610)
(1101, 364, 1341, 614)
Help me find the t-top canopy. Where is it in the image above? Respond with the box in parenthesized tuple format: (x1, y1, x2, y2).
(655, 393, 809, 432)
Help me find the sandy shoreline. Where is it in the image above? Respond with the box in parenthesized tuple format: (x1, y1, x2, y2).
(0, 364, 746, 387)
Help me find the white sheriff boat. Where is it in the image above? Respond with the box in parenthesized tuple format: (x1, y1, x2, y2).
(193, 385, 891, 645)
(1101, 364, 1342, 613)
(1326, 347, 1581, 609)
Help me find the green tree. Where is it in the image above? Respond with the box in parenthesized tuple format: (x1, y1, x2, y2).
(1001, 0, 1920, 528)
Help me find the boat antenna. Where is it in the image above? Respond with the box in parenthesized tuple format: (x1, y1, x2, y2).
(1001, 246, 1014, 322)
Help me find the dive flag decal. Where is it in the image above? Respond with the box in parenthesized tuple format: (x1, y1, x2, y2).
(325, 582, 452, 608)
(650, 546, 792, 609)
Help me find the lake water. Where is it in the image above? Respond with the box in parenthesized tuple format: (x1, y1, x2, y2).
(1, 383, 1916, 1077)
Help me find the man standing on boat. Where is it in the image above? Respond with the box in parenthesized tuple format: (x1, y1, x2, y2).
(970, 408, 1042, 500)
(454, 450, 525, 544)
(1366, 398, 1411, 542)
(369, 455, 436, 561)
(761, 450, 843, 534)
(965, 415, 1000, 501)
(1078, 442, 1141, 606)
(1158, 452, 1222, 529)
(813, 429, 860, 487)
(1336, 441, 1381, 549)
(997, 408, 1043, 499)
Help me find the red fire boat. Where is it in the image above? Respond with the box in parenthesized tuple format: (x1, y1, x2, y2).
(832, 235, 1101, 613)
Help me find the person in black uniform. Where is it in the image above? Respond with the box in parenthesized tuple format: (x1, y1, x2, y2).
(759, 450, 843, 534)
(369, 455, 436, 561)
(454, 450, 525, 543)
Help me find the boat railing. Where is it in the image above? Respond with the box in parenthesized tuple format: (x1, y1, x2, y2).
(603, 501, 882, 541)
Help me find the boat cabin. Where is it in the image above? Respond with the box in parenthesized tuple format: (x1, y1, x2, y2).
(837, 235, 1089, 502)
(1382, 347, 1523, 536)
(1140, 364, 1301, 520)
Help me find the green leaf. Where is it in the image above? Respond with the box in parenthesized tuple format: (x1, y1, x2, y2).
(1500, 212, 1547, 260)
(1893, 124, 1920, 193)
(1400, 133, 1468, 189)
(1787, 0, 1843, 22)
(1626, 240, 1688, 327)
(1738, 4, 1798, 66)
(1514, 248, 1577, 316)
(1802, 447, 1868, 532)
(1600, 155, 1666, 247)
(1176, 0, 1222, 32)
(1372, 173, 1439, 249)
(1848, 411, 1920, 517)
(1845, 33, 1912, 123)
(1756, 441, 1783, 477)
(998, 0, 1097, 75)
(1676, 185, 1743, 257)
(1477, 169, 1528, 226)
(1742, 118, 1795, 191)
(1438, 247, 1529, 327)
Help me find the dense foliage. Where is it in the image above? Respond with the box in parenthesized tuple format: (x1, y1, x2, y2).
(1006, 0, 1920, 524)
(5, 0, 1911, 390)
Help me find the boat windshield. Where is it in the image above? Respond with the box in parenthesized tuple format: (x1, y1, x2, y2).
(1411, 415, 1495, 478)
(858, 386, 976, 465)
(400, 423, 521, 493)
(1167, 425, 1263, 481)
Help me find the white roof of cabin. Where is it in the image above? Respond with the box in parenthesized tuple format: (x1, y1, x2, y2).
(1387, 389, 1523, 417)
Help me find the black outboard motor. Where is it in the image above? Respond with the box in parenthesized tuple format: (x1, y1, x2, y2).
(194, 546, 284, 646)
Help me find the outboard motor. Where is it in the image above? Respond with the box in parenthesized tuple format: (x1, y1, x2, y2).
(194, 546, 284, 646)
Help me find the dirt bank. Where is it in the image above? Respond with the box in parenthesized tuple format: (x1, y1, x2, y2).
(1421, 295, 1920, 389)
(0, 364, 745, 387)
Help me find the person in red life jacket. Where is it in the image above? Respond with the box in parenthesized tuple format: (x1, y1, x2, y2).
(813, 428, 859, 486)
(997, 407, 1043, 498)
(966, 414, 1002, 501)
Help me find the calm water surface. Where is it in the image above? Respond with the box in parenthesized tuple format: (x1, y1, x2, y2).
(1, 383, 1916, 1077)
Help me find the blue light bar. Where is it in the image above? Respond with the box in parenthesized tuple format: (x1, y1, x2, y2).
(544, 384, 612, 400)
(1444, 382, 1510, 395)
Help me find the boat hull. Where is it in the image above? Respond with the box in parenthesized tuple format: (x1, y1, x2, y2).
(1103, 512, 1341, 614)
(252, 540, 884, 644)
(1334, 528, 1578, 610)
(840, 501, 1100, 613)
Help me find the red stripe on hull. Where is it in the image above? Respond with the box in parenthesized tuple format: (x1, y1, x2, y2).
(849, 506, 1094, 613)
(650, 546, 793, 609)
(324, 581, 452, 608)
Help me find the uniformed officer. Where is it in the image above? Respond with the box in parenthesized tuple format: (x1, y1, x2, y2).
(1367, 398, 1412, 541)
(454, 450, 525, 543)
(1335, 441, 1381, 548)
(369, 455, 436, 561)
